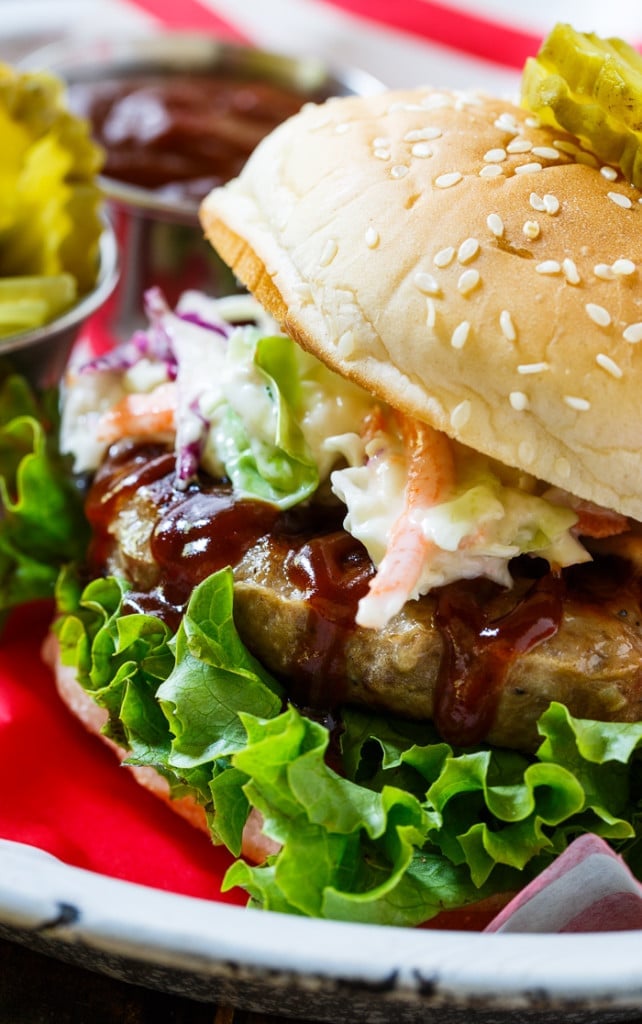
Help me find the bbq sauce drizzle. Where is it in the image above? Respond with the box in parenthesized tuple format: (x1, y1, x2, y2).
(434, 572, 563, 746)
(85, 443, 371, 677)
(283, 532, 374, 710)
(86, 442, 570, 748)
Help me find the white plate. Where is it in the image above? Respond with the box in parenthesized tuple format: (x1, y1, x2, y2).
(3, 12, 642, 1023)
(1, 838, 642, 1023)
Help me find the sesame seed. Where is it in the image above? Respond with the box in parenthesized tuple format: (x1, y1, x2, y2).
(515, 162, 543, 175)
(596, 353, 623, 378)
(623, 323, 642, 343)
(484, 147, 507, 162)
(404, 127, 442, 141)
(608, 191, 633, 209)
(426, 297, 436, 328)
(479, 164, 503, 178)
(486, 213, 504, 237)
(500, 310, 516, 341)
(523, 220, 540, 239)
(457, 237, 480, 264)
(457, 269, 480, 295)
(391, 164, 409, 179)
(575, 150, 599, 168)
(612, 259, 636, 276)
(414, 271, 441, 295)
(509, 390, 529, 410)
(535, 260, 561, 275)
(585, 303, 611, 327)
(532, 146, 560, 160)
(594, 263, 616, 280)
(518, 440, 536, 465)
(451, 321, 471, 348)
(374, 148, 390, 160)
(543, 193, 560, 214)
(518, 361, 549, 374)
(600, 166, 618, 181)
(335, 122, 350, 134)
(562, 258, 580, 285)
(564, 395, 591, 411)
(411, 143, 432, 158)
(529, 193, 546, 212)
(525, 116, 540, 128)
(436, 171, 463, 188)
(373, 136, 391, 147)
(494, 113, 520, 133)
(319, 239, 338, 267)
(457, 90, 483, 108)
(450, 399, 472, 429)
(507, 138, 533, 154)
(365, 226, 379, 249)
(337, 330, 355, 357)
(433, 246, 455, 268)
(420, 93, 452, 110)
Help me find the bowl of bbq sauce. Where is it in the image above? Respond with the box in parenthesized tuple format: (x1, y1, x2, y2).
(22, 35, 384, 344)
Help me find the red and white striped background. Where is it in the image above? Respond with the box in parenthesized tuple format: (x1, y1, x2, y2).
(2, 0, 641, 94)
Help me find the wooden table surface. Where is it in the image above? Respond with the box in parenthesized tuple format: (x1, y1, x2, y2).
(3, 935, 642, 1024)
(0, 937, 319, 1024)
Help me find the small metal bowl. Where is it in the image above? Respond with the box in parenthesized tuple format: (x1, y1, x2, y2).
(22, 35, 384, 341)
(0, 221, 119, 389)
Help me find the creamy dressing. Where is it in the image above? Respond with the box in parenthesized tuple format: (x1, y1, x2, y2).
(61, 290, 591, 628)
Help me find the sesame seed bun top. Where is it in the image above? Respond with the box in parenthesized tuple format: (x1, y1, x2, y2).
(200, 87, 642, 520)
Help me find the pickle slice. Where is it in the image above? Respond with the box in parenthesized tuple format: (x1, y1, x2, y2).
(521, 23, 642, 187)
(0, 273, 77, 338)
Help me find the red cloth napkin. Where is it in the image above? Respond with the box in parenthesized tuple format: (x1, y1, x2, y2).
(0, 603, 243, 904)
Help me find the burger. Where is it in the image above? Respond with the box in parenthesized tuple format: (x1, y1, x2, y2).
(12, 83, 642, 927)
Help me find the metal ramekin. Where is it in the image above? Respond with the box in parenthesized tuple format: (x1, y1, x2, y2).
(22, 35, 385, 343)
(0, 220, 119, 389)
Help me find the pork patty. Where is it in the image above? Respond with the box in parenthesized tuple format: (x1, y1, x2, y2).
(85, 441, 642, 752)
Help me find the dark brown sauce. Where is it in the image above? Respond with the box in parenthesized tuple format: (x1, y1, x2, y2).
(84, 443, 642, 749)
(68, 73, 319, 199)
(150, 489, 280, 606)
(84, 443, 371, 699)
(85, 441, 177, 573)
(432, 552, 642, 748)
(283, 532, 374, 709)
(433, 569, 564, 747)
(86, 441, 282, 627)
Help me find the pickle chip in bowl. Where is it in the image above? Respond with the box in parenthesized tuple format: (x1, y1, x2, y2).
(0, 61, 116, 387)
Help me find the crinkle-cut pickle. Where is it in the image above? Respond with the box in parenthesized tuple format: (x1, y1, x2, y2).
(0, 274, 77, 338)
(0, 62, 103, 337)
(521, 22, 642, 188)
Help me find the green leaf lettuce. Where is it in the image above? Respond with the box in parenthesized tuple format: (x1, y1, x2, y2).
(54, 565, 642, 927)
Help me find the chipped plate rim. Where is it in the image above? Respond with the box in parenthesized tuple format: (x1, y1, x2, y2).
(2, 838, 642, 1021)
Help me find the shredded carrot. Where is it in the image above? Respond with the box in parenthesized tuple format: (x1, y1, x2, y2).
(356, 414, 455, 629)
(96, 381, 178, 445)
(572, 502, 629, 539)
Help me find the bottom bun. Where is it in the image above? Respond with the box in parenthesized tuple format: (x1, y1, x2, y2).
(43, 632, 210, 834)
